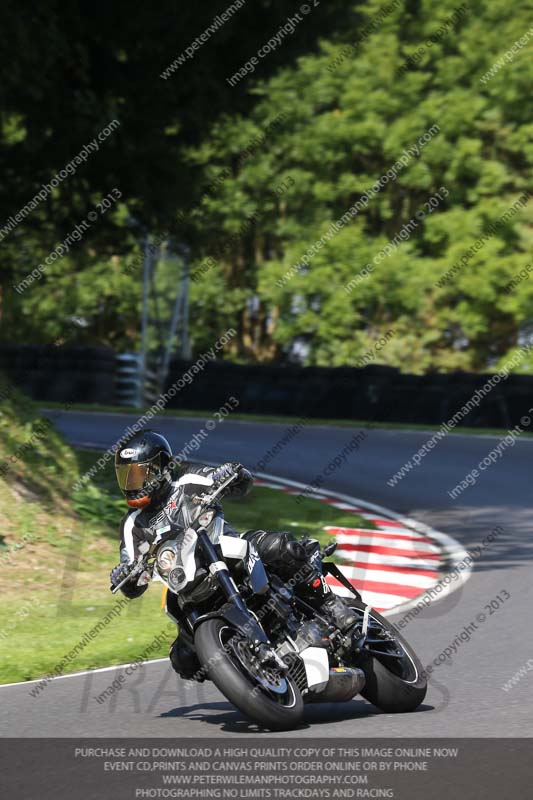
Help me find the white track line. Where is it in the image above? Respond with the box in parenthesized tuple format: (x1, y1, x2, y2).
(0, 659, 169, 690)
(338, 565, 438, 589)
(253, 471, 472, 616)
(334, 549, 442, 570)
(331, 533, 440, 553)
(324, 524, 432, 541)
(331, 587, 410, 609)
(0, 470, 470, 690)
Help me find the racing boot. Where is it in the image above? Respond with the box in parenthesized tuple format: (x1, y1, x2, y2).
(169, 634, 206, 682)
(298, 572, 358, 632)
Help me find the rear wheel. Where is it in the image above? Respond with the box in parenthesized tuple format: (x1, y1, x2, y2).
(194, 618, 304, 731)
(347, 600, 427, 712)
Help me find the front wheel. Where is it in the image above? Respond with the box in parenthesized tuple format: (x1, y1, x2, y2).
(347, 600, 427, 713)
(194, 618, 304, 731)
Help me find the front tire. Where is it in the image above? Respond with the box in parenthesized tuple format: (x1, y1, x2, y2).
(347, 600, 427, 713)
(194, 618, 304, 731)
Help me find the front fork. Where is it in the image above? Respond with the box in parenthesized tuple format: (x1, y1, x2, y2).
(196, 528, 276, 650)
(195, 528, 249, 613)
(194, 528, 288, 673)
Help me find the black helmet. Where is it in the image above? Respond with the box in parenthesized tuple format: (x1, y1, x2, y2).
(115, 430, 172, 509)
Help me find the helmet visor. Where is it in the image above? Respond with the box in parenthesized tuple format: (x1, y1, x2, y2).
(115, 455, 162, 492)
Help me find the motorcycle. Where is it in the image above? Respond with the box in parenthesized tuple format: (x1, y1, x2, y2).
(113, 471, 427, 730)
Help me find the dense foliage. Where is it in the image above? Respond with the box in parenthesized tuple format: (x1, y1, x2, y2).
(2, 0, 532, 373)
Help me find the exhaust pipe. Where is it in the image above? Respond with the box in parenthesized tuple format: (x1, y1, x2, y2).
(305, 667, 366, 703)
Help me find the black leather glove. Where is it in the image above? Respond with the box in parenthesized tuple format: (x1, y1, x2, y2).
(110, 562, 134, 591)
(110, 561, 148, 599)
(211, 462, 241, 486)
(212, 462, 253, 498)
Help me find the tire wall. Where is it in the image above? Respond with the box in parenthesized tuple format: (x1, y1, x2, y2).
(0, 345, 116, 404)
(1, 345, 531, 428)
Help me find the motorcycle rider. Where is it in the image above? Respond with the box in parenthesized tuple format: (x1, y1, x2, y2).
(110, 430, 356, 680)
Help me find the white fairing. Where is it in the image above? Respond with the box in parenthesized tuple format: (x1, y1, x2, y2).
(299, 647, 330, 692)
(182, 529, 199, 583)
(220, 535, 248, 560)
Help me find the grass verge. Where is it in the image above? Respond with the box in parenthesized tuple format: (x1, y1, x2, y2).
(1, 439, 373, 685)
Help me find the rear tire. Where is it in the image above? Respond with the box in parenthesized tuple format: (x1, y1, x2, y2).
(194, 618, 304, 731)
(347, 600, 427, 713)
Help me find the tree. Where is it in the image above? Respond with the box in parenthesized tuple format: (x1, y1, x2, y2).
(186, 0, 533, 371)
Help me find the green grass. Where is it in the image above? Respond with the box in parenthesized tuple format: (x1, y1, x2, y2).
(41, 401, 530, 438)
(1, 591, 175, 686)
(0, 438, 374, 685)
(224, 486, 373, 546)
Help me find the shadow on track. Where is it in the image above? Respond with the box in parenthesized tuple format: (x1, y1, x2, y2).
(159, 696, 436, 733)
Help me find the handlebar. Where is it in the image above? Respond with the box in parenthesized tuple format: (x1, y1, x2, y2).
(111, 470, 240, 595)
(191, 470, 239, 515)
(111, 558, 146, 594)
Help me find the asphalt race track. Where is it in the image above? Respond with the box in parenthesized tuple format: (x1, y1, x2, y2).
(1, 410, 532, 738)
